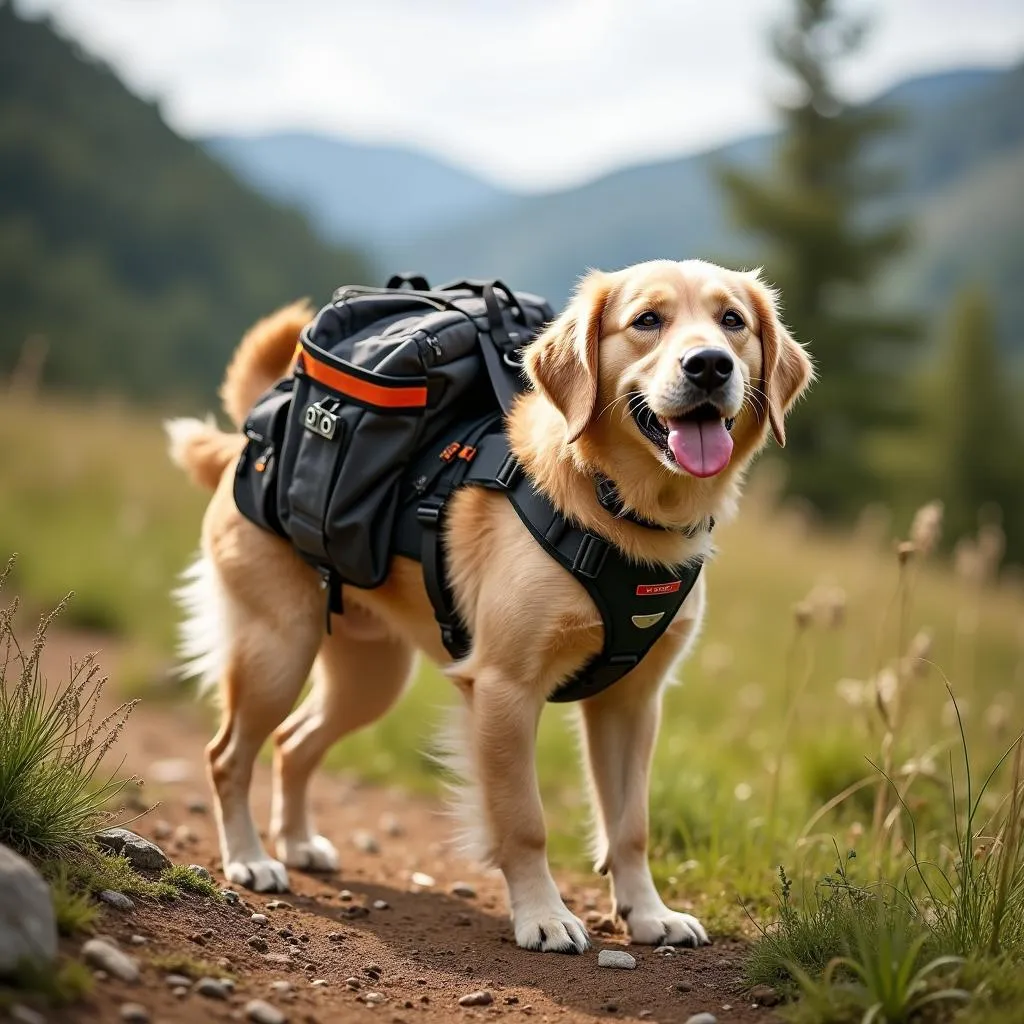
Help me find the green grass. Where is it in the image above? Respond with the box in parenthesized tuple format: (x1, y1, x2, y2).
(0, 560, 139, 860)
(0, 958, 93, 1009)
(160, 863, 224, 899)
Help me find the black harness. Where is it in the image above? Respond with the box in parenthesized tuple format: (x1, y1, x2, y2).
(392, 413, 709, 703)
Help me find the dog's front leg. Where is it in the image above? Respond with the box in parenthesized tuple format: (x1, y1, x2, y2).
(580, 677, 710, 947)
(465, 668, 590, 954)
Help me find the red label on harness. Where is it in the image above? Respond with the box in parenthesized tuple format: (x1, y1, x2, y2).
(636, 581, 681, 597)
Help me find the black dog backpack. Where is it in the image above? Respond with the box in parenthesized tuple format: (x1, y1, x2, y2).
(234, 275, 707, 702)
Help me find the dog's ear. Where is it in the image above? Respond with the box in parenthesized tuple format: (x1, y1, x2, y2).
(743, 272, 814, 446)
(525, 271, 610, 443)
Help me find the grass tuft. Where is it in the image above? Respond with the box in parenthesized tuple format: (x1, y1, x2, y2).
(150, 953, 232, 980)
(0, 957, 93, 1008)
(0, 557, 138, 861)
(160, 863, 224, 899)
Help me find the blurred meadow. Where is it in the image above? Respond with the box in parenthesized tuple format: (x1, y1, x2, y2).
(3, 0, 1024, 1015)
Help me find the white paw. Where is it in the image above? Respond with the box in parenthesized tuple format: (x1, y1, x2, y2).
(275, 834, 339, 871)
(623, 904, 709, 947)
(514, 905, 591, 954)
(225, 856, 290, 892)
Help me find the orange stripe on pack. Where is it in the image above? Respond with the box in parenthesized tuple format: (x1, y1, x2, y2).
(298, 351, 428, 410)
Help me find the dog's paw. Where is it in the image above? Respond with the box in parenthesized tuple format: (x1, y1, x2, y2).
(622, 904, 710, 947)
(275, 834, 339, 871)
(514, 906, 591, 954)
(225, 856, 290, 892)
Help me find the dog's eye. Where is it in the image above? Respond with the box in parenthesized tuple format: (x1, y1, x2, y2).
(721, 309, 745, 331)
(632, 311, 662, 330)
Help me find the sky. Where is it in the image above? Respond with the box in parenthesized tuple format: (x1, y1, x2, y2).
(14, 0, 1024, 192)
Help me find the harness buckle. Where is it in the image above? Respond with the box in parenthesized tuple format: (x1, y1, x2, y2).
(572, 533, 609, 579)
(495, 453, 521, 490)
(416, 499, 444, 527)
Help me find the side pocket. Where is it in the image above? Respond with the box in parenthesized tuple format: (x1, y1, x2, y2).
(234, 380, 293, 537)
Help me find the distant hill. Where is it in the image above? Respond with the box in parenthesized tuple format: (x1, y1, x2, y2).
(205, 132, 511, 247)
(0, 5, 369, 400)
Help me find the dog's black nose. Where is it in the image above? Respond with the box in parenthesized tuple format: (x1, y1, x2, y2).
(681, 347, 734, 391)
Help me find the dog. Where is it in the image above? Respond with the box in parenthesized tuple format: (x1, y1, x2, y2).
(166, 259, 812, 953)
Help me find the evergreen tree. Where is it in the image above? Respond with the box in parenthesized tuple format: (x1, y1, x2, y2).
(718, 0, 915, 514)
(935, 288, 1022, 559)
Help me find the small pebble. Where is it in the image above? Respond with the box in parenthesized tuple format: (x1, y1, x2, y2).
(186, 796, 209, 814)
(597, 949, 636, 970)
(247, 935, 269, 953)
(120, 1004, 149, 1023)
(245, 1000, 287, 1024)
(365, 962, 382, 977)
(196, 977, 228, 1000)
(458, 990, 494, 1007)
(675, 981, 693, 992)
(82, 938, 140, 982)
(172, 986, 188, 998)
(328, 932, 344, 942)
(684, 1015, 718, 1024)
(188, 864, 212, 881)
(450, 881, 477, 899)
(251, 912, 269, 926)
(98, 890, 135, 911)
(750, 985, 781, 1006)
(263, 952, 293, 966)
(410, 871, 435, 887)
(165, 974, 192, 988)
(9, 1007, 48, 1024)
(153, 820, 173, 840)
(173, 824, 197, 845)
(129, 935, 148, 946)
(338, 889, 353, 902)
(372, 899, 390, 910)
(265, 899, 292, 910)
(602, 1002, 618, 1013)
(454, 913, 472, 926)
(270, 981, 293, 994)
(379, 813, 403, 837)
(311, 979, 328, 987)
(654, 945, 675, 955)
(345, 978, 360, 990)
(363, 992, 385, 1005)
(352, 830, 380, 854)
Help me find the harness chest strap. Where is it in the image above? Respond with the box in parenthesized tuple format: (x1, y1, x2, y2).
(422, 430, 706, 703)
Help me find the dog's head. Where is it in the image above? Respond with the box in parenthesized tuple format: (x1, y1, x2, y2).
(525, 259, 813, 482)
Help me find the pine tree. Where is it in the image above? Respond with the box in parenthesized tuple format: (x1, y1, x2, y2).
(718, 0, 915, 514)
(935, 288, 1022, 558)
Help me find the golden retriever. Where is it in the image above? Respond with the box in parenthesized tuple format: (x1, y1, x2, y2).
(166, 259, 812, 953)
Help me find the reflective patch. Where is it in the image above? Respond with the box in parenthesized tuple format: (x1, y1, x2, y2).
(631, 612, 665, 629)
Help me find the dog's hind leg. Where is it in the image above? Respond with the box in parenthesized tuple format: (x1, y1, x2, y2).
(271, 607, 414, 871)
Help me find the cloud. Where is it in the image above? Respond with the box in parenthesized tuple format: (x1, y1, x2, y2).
(14, 0, 1024, 189)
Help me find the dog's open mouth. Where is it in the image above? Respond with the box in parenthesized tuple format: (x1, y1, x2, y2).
(632, 399, 735, 478)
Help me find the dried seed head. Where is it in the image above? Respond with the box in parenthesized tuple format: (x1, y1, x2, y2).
(793, 602, 813, 629)
(909, 501, 943, 557)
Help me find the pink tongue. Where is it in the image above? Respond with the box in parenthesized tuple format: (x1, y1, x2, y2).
(667, 418, 734, 477)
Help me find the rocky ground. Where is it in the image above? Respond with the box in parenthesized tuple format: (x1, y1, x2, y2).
(12, 638, 780, 1024)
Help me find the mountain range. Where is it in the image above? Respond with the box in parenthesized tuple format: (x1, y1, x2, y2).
(207, 64, 1024, 353)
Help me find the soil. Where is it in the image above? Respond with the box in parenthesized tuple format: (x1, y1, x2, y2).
(34, 634, 779, 1024)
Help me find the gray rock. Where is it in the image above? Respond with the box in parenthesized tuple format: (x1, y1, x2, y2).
(95, 829, 172, 872)
(245, 999, 287, 1024)
(263, 952, 293, 966)
(750, 985, 781, 1006)
(220, 888, 239, 904)
(311, 979, 328, 987)
(654, 945, 675, 954)
(0, 844, 58, 973)
(684, 1015, 718, 1024)
(597, 949, 636, 970)
(98, 890, 135, 911)
(352, 830, 380, 854)
(164, 974, 192, 988)
(196, 977, 228, 999)
(187, 864, 212, 882)
(247, 935, 269, 953)
(450, 881, 477, 899)
(458, 990, 494, 1007)
(120, 1004, 150, 1023)
(128, 934, 148, 945)
(9, 1005, 48, 1024)
(251, 913, 269, 926)
(81, 938, 139, 983)
(372, 899, 389, 910)
(362, 992, 385, 1005)
(269, 981, 293, 993)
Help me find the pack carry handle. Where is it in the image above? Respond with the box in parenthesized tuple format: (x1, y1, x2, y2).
(439, 278, 526, 326)
(385, 272, 431, 291)
(334, 285, 467, 317)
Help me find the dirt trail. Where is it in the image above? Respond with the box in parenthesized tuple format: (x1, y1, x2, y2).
(39, 635, 771, 1024)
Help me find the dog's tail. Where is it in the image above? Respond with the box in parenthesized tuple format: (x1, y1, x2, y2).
(220, 300, 313, 429)
(165, 416, 244, 491)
